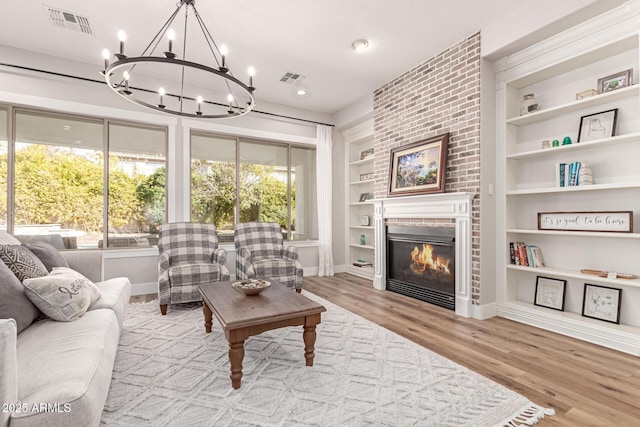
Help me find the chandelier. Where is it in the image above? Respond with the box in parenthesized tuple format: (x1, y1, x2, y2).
(101, 0, 256, 119)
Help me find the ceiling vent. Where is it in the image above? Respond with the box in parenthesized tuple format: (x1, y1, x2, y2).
(280, 72, 308, 84)
(43, 5, 92, 35)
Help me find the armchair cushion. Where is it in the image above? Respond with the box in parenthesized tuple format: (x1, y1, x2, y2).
(252, 258, 298, 280)
(168, 263, 226, 286)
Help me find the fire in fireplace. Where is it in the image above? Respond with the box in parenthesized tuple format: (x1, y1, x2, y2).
(386, 225, 455, 310)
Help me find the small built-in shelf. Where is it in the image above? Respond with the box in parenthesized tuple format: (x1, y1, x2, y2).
(349, 179, 375, 185)
(506, 182, 640, 195)
(506, 84, 639, 126)
(350, 226, 374, 230)
(349, 157, 374, 166)
(506, 264, 640, 288)
(507, 133, 640, 160)
(349, 202, 375, 206)
(349, 244, 374, 250)
(506, 229, 640, 239)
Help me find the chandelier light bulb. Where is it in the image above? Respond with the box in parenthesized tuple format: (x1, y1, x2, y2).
(219, 44, 228, 70)
(196, 95, 203, 115)
(122, 71, 131, 94)
(167, 29, 176, 53)
(248, 66, 255, 88)
(197, 95, 203, 103)
(101, 48, 110, 72)
(158, 87, 166, 109)
(117, 30, 127, 56)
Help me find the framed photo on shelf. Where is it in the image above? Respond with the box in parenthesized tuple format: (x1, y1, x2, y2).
(359, 148, 374, 160)
(359, 172, 374, 181)
(537, 211, 632, 233)
(358, 192, 373, 202)
(582, 283, 622, 324)
(388, 133, 449, 197)
(597, 69, 633, 94)
(534, 276, 566, 311)
(577, 108, 617, 142)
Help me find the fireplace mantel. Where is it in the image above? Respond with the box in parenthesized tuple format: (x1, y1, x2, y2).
(372, 193, 473, 318)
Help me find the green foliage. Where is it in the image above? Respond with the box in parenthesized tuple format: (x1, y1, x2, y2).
(136, 167, 166, 232)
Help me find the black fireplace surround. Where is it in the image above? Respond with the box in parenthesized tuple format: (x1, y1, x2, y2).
(386, 225, 455, 310)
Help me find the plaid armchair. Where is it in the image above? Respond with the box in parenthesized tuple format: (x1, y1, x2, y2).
(234, 222, 303, 292)
(158, 222, 230, 315)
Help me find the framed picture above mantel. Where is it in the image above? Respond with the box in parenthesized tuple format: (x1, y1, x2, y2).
(388, 133, 449, 197)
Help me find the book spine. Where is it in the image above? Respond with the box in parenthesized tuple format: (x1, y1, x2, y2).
(526, 245, 535, 268)
(513, 242, 520, 265)
(574, 161, 581, 185)
(557, 163, 567, 187)
(509, 242, 515, 264)
(518, 242, 528, 266)
(532, 247, 545, 267)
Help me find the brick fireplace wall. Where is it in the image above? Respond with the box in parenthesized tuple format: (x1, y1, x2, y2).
(372, 32, 481, 303)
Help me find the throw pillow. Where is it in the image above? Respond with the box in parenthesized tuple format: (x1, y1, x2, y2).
(23, 268, 102, 322)
(24, 242, 70, 272)
(0, 231, 21, 245)
(0, 245, 48, 282)
(0, 259, 40, 333)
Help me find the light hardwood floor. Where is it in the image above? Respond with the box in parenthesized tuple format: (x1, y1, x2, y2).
(303, 273, 640, 427)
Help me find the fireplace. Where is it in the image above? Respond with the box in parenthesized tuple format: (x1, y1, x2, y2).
(386, 225, 455, 310)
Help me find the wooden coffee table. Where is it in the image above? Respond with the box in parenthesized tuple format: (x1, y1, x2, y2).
(198, 279, 326, 389)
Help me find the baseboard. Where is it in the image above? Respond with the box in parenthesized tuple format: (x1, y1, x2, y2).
(131, 282, 157, 296)
(473, 302, 497, 320)
(334, 264, 347, 274)
(303, 267, 319, 276)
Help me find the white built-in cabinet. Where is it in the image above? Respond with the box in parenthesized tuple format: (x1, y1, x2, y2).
(495, 3, 640, 356)
(343, 119, 375, 279)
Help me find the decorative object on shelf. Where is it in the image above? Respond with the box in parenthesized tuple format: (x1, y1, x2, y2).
(578, 108, 617, 142)
(534, 276, 566, 311)
(352, 260, 372, 267)
(580, 269, 637, 280)
(388, 133, 449, 197)
(509, 242, 544, 267)
(576, 89, 597, 100)
(582, 283, 622, 324)
(562, 136, 572, 145)
(519, 93, 539, 115)
(537, 211, 633, 233)
(360, 234, 366, 245)
(100, 0, 256, 119)
(541, 140, 551, 149)
(552, 139, 560, 147)
(360, 172, 374, 181)
(359, 192, 373, 202)
(360, 215, 370, 226)
(359, 148, 374, 160)
(578, 161, 593, 185)
(597, 69, 633, 94)
(556, 161, 587, 187)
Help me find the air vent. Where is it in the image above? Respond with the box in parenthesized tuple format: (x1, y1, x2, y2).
(43, 5, 92, 35)
(280, 72, 308, 84)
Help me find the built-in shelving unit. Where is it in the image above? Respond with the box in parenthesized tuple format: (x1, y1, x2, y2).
(343, 119, 375, 279)
(495, 4, 640, 356)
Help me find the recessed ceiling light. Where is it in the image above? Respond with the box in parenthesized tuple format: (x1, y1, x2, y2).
(63, 125, 72, 131)
(296, 88, 307, 96)
(351, 39, 369, 52)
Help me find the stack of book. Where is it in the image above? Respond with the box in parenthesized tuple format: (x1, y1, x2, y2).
(352, 260, 373, 267)
(556, 161, 584, 187)
(509, 242, 545, 267)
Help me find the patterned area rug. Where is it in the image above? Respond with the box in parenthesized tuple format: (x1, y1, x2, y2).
(101, 292, 553, 426)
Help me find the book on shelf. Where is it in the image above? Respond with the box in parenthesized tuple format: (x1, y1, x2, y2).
(352, 260, 373, 267)
(556, 161, 584, 187)
(509, 242, 544, 267)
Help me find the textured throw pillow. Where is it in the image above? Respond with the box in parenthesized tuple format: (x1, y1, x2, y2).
(23, 268, 102, 322)
(0, 231, 21, 245)
(24, 242, 69, 272)
(0, 259, 41, 333)
(0, 245, 48, 282)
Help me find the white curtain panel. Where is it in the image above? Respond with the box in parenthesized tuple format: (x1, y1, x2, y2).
(316, 124, 334, 276)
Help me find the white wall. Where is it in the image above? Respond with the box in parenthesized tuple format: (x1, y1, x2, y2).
(0, 45, 332, 295)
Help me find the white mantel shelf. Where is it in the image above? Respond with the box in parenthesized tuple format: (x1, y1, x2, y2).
(373, 192, 474, 318)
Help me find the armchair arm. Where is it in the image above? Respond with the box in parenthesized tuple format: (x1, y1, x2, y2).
(211, 248, 227, 267)
(282, 245, 299, 261)
(0, 319, 18, 427)
(236, 247, 256, 279)
(158, 252, 170, 275)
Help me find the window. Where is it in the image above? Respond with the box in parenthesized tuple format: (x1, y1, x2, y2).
(191, 133, 317, 241)
(9, 109, 167, 249)
(0, 108, 7, 227)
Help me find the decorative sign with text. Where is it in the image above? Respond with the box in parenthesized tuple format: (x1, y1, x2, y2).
(537, 211, 633, 233)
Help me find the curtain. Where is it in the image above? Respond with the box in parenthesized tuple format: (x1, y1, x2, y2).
(316, 125, 334, 276)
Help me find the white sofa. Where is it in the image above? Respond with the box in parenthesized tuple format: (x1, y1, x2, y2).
(0, 250, 131, 427)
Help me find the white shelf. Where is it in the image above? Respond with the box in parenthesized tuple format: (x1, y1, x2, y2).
(349, 244, 374, 250)
(349, 201, 375, 206)
(506, 229, 640, 239)
(349, 179, 375, 185)
(350, 226, 374, 230)
(506, 264, 640, 288)
(349, 157, 374, 166)
(506, 84, 639, 125)
(507, 133, 640, 160)
(506, 182, 640, 195)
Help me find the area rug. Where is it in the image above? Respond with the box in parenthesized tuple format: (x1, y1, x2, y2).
(101, 292, 553, 426)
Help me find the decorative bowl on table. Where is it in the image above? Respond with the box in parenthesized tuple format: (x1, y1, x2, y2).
(232, 279, 271, 296)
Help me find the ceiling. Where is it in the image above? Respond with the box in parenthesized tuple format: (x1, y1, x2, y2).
(0, 0, 623, 115)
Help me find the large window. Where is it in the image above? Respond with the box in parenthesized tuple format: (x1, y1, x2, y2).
(0, 108, 7, 227)
(8, 109, 166, 249)
(191, 133, 317, 241)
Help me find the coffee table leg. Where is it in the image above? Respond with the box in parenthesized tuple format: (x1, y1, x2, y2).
(303, 313, 322, 366)
(227, 329, 249, 389)
(203, 303, 212, 333)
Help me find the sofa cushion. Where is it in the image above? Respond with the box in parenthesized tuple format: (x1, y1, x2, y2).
(0, 245, 48, 282)
(0, 259, 40, 334)
(88, 277, 131, 327)
(13, 309, 119, 427)
(24, 242, 69, 272)
(0, 319, 18, 427)
(0, 231, 21, 245)
(22, 268, 101, 322)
